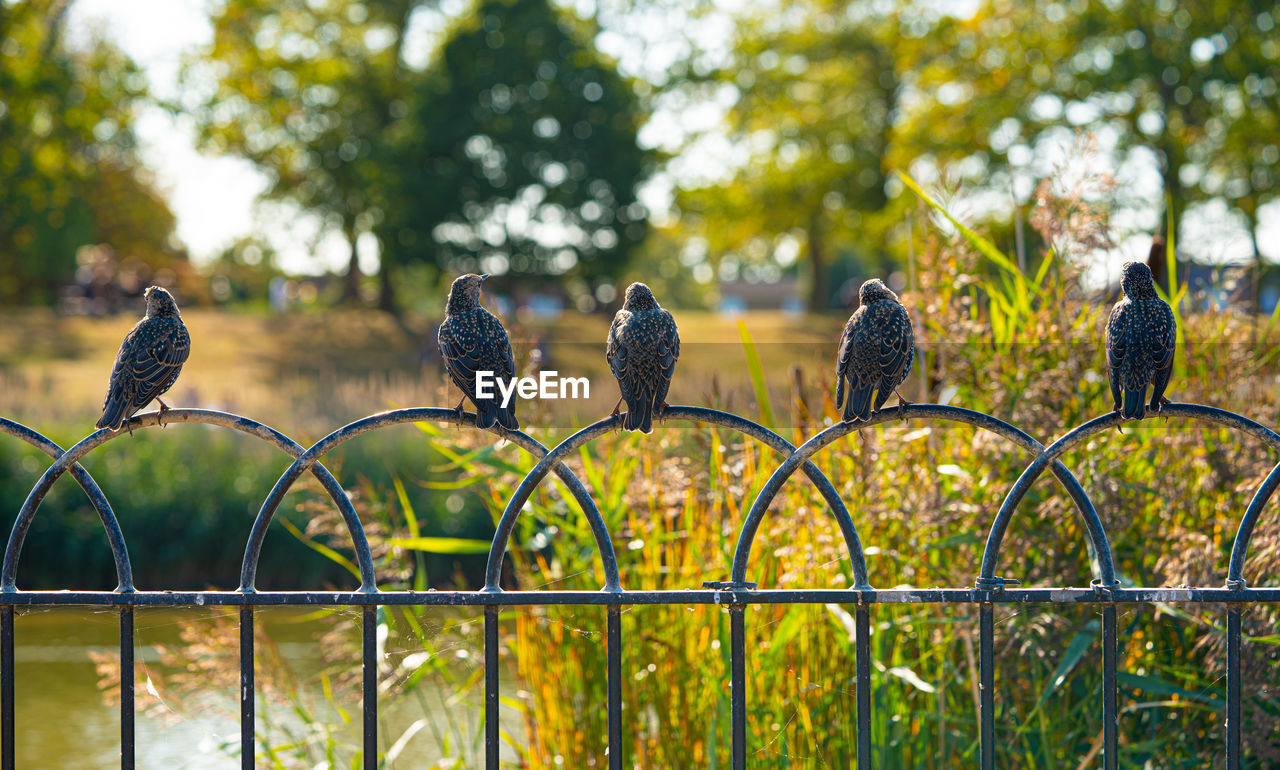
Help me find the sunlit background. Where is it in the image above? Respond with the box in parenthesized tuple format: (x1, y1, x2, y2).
(4, 0, 1280, 766)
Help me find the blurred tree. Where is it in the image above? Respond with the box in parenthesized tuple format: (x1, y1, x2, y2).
(0, 0, 183, 306)
(670, 2, 898, 311)
(386, 0, 652, 298)
(897, 0, 1279, 290)
(183, 0, 417, 307)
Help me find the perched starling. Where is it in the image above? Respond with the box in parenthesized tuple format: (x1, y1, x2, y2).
(438, 274, 519, 430)
(835, 279, 915, 423)
(606, 283, 680, 433)
(96, 286, 191, 432)
(1106, 260, 1176, 420)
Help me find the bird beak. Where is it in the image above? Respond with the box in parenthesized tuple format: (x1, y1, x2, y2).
(479, 274, 490, 281)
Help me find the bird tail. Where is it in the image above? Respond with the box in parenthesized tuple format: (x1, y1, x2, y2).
(842, 384, 874, 423)
(497, 405, 519, 431)
(474, 401, 499, 430)
(622, 391, 655, 434)
(96, 396, 129, 432)
(1122, 388, 1146, 420)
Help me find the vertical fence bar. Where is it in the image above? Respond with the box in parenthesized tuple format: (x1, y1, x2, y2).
(1226, 606, 1242, 770)
(607, 605, 622, 770)
(1102, 605, 1117, 770)
(1, 606, 12, 770)
(119, 606, 134, 770)
(363, 605, 378, 769)
(979, 603, 995, 770)
(240, 607, 254, 770)
(855, 604, 872, 768)
(485, 606, 499, 770)
(730, 604, 746, 770)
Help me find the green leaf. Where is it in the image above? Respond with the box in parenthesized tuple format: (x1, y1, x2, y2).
(1036, 619, 1098, 706)
(737, 319, 775, 429)
(387, 536, 492, 555)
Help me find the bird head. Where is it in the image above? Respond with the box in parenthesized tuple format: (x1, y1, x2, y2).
(1120, 261, 1158, 300)
(446, 273, 488, 312)
(622, 282, 659, 310)
(858, 279, 899, 306)
(144, 286, 180, 318)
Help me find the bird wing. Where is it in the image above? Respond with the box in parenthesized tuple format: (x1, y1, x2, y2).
(656, 309, 679, 384)
(834, 312, 859, 408)
(877, 306, 914, 384)
(606, 311, 628, 381)
(1105, 301, 1129, 373)
(441, 309, 516, 391)
(438, 318, 485, 392)
(127, 319, 190, 408)
(1149, 301, 1176, 372)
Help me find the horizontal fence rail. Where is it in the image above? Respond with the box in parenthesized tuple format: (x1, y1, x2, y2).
(1, 401, 1278, 768)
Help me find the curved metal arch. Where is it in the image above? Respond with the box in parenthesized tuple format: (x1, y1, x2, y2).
(983, 403, 1280, 586)
(734, 404, 1114, 588)
(240, 408, 620, 592)
(483, 405, 870, 592)
(1228, 459, 1280, 587)
(0, 418, 133, 591)
(1, 409, 375, 592)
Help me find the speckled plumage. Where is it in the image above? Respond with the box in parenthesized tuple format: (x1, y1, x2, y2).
(96, 286, 190, 432)
(835, 279, 914, 422)
(1106, 260, 1176, 420)
(606, 283, 680, 433)
(438, 274, 519, 430)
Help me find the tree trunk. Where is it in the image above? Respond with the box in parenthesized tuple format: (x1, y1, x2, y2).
(807, 218, 827, 313)
(378, 254, 397, 315)
(341, 222, 362, 305)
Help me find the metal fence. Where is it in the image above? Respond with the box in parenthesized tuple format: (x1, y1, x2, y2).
(1, 402, 1278, 769)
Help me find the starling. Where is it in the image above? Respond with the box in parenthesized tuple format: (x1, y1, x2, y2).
(606, 282, 680, 433)
(835, 279, 914, 423)
(1106, 260, 1176, 420)
(96, 286, 191, 432)
(438, 274, 519, 431)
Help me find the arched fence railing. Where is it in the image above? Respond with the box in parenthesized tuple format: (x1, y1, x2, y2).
(1, 401, 1278, 770)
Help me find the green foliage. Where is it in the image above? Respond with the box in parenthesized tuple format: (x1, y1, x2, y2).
(0, 0, 183, 305)
(387, 0, 652, 290)
(675, 1, 898, 311)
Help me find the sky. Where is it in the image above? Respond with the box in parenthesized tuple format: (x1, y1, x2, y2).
(62, 0, 1279, 284)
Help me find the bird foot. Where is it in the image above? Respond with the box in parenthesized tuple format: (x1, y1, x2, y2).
(609, 395, 623, 419)
(894, 390, 913, 421)
(157, 399, 170, 428)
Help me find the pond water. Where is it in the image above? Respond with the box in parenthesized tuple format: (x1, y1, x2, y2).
(7, 607, 512, 768)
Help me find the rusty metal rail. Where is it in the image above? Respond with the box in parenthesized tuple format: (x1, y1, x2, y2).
(1, 402, 1278, 768)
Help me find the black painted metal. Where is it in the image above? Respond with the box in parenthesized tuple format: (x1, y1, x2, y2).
(854, 604, 871, 768)
(979, 604, 995, 770)
(1, 410, 372, 592)
(120, 607, 134, 769)
(484, 606, 499, 770)
(1, 606, 11, 770)
(241, 407, 616, 593)
(1102, 605, 1117, 770)
(1226, 606, 1242, 770)
(240, 607, 254, 770)
(607, 605, 623, 770)
(735, 404, 1114, 588)
(487, 406, 869, 591)
(730, 604, 746, 770)
(0, 418, 132, 591)
(363, 606, 378, 769)
(983, 404, 1280, 585)
(0, 403, 1277, 768)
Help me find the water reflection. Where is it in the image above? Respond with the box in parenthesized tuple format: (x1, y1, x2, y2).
(10, 606, 502, 768)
